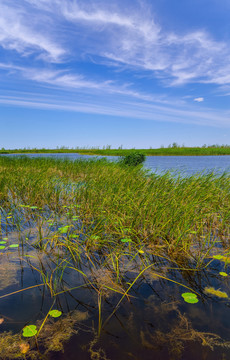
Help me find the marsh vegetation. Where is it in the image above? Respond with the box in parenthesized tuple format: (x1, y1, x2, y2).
(0, 156, 229, 359)
(1, 144, 230, 156)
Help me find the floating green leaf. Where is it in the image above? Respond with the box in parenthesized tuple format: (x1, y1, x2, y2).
(121, 238, 132, 243)
(0, 241, 6, 244)
(0, 246, 5, 250)
(69, 234, 78, 238)
(90, 235, 100, 240)
(58, 225, 70, 234)
(49, 310, 62, 318)
(30, 206, 38, 209)
(9, 244, 19, 248)
(181, 292, 199, 304)
(3, 237, 8, 241)
(22, 325, 37, 337)
(219, 272, 228, 277)
(213, 255, 224, 260)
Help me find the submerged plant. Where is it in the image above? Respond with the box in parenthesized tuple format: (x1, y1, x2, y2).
(204, 287, 228, 298)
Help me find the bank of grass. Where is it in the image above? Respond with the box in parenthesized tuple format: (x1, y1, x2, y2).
(0, 145, 230, 156)
(0, 155, 229, 262)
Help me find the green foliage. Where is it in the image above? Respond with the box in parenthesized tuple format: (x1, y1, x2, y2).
(181, 292, 199, 304)
(49, 310, 62, 318)
(1, 145, 230, 156)
(219, 272, 228, 277)
(120, 238, 132, 243)
(119, 152, 146, 166)
(22, 325, 37, 337)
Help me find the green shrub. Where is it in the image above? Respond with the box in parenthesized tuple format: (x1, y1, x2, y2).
(119, 152, 146, 166)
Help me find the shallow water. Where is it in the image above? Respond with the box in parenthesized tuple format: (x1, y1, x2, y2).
(1, 217, 230, 359)
(0, 155, 229, 359)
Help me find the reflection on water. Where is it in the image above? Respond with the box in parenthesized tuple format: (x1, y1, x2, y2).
(0, 257, 19, 291)
(1, 219, 230, 359)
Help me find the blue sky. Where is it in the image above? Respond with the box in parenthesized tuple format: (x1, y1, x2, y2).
(0, 0, 230, 149)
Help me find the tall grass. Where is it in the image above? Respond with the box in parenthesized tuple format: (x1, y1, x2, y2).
(0, 156, 229, 258)
(0, 155, 229, 354)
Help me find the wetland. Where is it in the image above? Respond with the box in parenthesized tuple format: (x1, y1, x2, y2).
(0, 155, 229, 359)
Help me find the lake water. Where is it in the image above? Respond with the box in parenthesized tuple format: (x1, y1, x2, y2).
(1, 153, 230, 175)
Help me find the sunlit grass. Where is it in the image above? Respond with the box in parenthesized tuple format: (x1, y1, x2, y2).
(0, 155, 229, 356)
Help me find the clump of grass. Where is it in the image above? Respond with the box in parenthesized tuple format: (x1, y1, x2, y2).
(118, 151, 146, 166)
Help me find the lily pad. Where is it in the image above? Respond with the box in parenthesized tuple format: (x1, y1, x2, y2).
(49, 310, 62, 318)
(0, 241, 6, 244)
(22, 325, 37, 337)
(58, 226, 70, 234)
(121, 238, 132, 243)
(181, 292, 199, 304)
(9, 244, 19, 248)
(219, 272, 228, 277)
(213, 255, 224, 260)
(0, 246, 5, 250)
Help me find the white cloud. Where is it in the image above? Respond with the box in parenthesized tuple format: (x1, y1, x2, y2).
(0, 1, 64, 61)
(0, 92, 229, 128)
(194, 97, 204, 102)
(1, 0, 230, 96)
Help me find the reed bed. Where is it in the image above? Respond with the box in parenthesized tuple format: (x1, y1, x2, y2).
(0, 156, 229, 259)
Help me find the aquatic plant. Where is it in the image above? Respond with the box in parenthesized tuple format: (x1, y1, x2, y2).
(22, 325, 37, 337)
(181, 292, 199, 304)
(0, 156, 229, 358)
(49, 310, 62, 318)
(204, 287, 228, 298)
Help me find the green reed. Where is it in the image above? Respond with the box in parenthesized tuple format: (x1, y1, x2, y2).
(0, 156, 229, 260)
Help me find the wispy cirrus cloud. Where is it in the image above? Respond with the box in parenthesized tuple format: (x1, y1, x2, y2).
(0, 0, 64, 61)
(1, 0, 230, 88)
(1, 91, 229, 128)
(1, 0, 230, 133)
